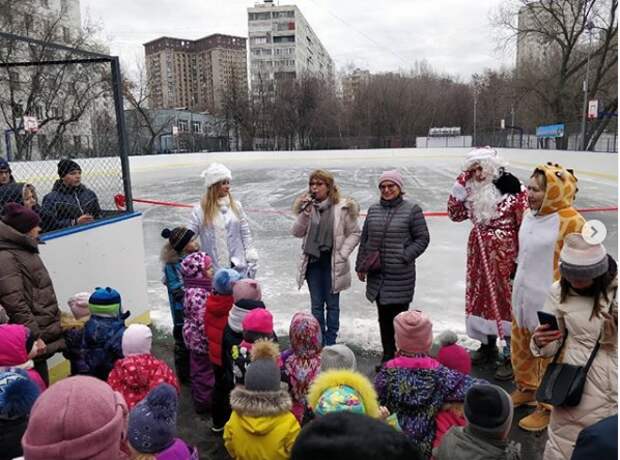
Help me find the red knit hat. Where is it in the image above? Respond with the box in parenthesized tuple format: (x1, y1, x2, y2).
(394, 310, 433, 354)
(2, 202, 40, 233)
(242, 308, 273, 334)
(436, 331, 471, 375)
(22, 376, 128, 460)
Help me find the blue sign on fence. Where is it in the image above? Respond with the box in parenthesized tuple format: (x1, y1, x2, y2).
(536, 123, 565, 138)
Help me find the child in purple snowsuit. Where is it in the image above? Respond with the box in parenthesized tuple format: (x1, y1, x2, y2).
(375, 310, 484, 459)
(180, 251, 214, 413)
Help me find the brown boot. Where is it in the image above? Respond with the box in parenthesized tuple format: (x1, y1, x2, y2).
(518, 406, 550, 432)
(510, 389, 536, 408)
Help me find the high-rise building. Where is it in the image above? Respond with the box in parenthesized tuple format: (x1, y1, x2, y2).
(247, 1, 334, 94)
(341, 68, 370, 104)
(144, 34, 248, 114)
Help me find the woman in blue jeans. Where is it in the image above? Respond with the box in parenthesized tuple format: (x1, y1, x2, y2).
(292, 169, 361, 345)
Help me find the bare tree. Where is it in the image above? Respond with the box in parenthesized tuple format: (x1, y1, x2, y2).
(0, 0, 112, 160)
(494, 0, 618, 149)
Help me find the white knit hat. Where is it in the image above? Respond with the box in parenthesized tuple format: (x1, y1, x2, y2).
(201, 163, 232, 190)
(122, 324, 153, 356)
(560, 233, 608, 280)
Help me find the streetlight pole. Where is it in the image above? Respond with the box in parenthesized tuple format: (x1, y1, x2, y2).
(473, 89, 478, 146)
(580, 21, 594, 151)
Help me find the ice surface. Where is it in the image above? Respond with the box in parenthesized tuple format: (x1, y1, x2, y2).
(133, 149, 618, 350)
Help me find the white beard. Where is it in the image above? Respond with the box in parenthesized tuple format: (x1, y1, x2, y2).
(467, 179, 502, 225)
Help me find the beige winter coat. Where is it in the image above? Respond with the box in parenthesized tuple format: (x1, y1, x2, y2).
(292, 196, 361, 293)
(531, 275, 618, 460)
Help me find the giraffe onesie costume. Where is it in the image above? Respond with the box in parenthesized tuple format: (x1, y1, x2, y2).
(511, 162, 585, 394)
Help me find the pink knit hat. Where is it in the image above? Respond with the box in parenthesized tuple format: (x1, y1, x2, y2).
(22, 376, 128, 460)
(122, 324, 152, 356)
(394, 310, 433, 354)
(242, 308, 273, 334)
(378, 170, 404, 191)
(233, 279, 262, 303)
(68, 292, 91, 320)
(436, 331, 471, 375)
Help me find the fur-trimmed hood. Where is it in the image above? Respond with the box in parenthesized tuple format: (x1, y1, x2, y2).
(160, 243, 182, 264)
(307, 369, 381, 418)
(230, 384, 292, 417)
(292, 195, 360, 220)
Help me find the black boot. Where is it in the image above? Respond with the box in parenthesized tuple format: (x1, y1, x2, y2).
(471, 335, 499, 365)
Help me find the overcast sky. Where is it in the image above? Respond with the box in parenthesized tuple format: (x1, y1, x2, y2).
(80, 0, 515, 80)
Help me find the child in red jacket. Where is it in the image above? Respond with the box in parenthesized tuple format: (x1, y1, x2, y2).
(107, 324, 179, 409)
(206, 268, 241, 433)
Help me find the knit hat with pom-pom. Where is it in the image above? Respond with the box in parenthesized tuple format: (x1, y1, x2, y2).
(213, 268, 242, 295)
(436, 330, 471, 375)
(0, 370, 41, 420)
(67, 292, 91, 320)
(245, 339, 281, 392)
(232, 278, 262, 303)
(127, 383, 177, 454)
(161, 227, 195, 253)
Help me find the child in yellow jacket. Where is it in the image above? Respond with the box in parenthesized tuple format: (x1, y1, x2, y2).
(224, 340, 300, 460)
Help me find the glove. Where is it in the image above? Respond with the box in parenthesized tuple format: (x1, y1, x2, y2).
(245, 247, 259, 264)
(451, 181, 468, 202)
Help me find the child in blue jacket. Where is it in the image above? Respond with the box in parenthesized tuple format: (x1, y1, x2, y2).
(161, 226, 199, 384)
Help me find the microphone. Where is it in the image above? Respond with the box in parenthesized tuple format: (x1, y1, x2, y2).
(300, 192, 317, 212)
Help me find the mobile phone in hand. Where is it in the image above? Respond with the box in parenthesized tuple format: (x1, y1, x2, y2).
(537, 311, 560, 331)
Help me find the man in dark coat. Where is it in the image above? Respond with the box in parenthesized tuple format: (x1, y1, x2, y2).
(42, 159, 101, 231)
(570, 415, 618, 460)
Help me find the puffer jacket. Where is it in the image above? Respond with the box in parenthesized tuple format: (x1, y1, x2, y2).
(375, 355, 484, 459)
(153, 438, 199, 460)
(530, 264, 618, 460)
(224, 385, 300, 460)
(188, 197, 257, 277)
(435, 426, 522, 460)
(292, 196, 361, 293)
(355, 195, 430, 305)
(82, 312, 129, 380)
(0, 324, 46, 391)
(0, 221, 64, 357)
(0, 418, 29, 460)
(205, 293, 235, 367)
(41, 180, 101, 231)
(60, 313, 89, 376)
(107, 354, 179, 409)
(180, 252, 212, 354)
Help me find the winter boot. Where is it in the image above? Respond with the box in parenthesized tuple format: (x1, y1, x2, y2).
(511, 389, 537, 408)
(518, 406, 550, 432)
(471, 335, 499, 365)
(494, 356, 514, 381)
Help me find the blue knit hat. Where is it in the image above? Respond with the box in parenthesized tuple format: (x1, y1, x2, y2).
(127, 383, 177, 454)
(0, 370, 41, 420)
(213, 268, 242, 295)
(88, 287, 122, 316)
(0, 157, 10, 171)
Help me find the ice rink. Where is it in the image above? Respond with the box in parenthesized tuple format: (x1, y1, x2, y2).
(131, 148, 618, 350)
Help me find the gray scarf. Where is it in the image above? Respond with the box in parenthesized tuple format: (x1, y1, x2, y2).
(304, 198, 334, 260)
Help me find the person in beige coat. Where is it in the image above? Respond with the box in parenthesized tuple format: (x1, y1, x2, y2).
(531, 233, 617, 460)
(292, 169, 361, 345)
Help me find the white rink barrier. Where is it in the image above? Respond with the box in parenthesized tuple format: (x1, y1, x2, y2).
(39, 212, 150, 381)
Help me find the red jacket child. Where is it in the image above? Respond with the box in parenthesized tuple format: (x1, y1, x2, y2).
(205, 292, 235, 367)
(107, 324, 179, 409)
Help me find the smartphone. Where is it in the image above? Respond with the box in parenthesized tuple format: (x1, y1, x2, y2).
(537, 311, 560, 331)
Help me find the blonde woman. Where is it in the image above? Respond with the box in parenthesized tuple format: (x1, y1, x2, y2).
(188, 163, 258, 278)
(292, 169, 361, 346)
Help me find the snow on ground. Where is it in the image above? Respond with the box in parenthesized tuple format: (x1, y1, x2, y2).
(132, 148, 618, 351)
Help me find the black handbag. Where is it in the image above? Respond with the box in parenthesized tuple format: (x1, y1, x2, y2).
(536, 329, 601, 407)
(357, 204, 401, 273)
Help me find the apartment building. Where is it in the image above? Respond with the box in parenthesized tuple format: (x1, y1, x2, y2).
(341, 68, 370, 104)
(247, 1, 334, 94)
(144, 34, 248, 114)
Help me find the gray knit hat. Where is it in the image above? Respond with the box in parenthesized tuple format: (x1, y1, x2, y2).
(320, 344, 357, 371)
(245, 340, 281, 392)
(464, 384, 513, 437)
(560, 233, 608, 281)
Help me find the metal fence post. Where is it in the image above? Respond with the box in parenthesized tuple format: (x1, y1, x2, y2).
(110, 57, 134, 212)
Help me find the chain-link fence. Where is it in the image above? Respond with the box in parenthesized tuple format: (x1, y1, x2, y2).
(0, 31, 132, 233)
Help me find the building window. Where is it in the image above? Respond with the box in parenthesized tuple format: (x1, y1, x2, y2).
(73, 135, 81, 149)
(62, 26, 71, 43)
(273, 35, 294, 43)
(249, 12, 272, 20)
(192, 121, 201, 133)
(251, 36, 268, 45)
(178, 120, 188, 132)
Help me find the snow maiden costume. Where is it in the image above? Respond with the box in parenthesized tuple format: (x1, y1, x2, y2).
(447, 147, 528, 362)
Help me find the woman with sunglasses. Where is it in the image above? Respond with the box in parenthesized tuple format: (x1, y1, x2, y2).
(292, 169, 361, 345)
(355, 170, 430, 368)
(189, 163, 258, 278)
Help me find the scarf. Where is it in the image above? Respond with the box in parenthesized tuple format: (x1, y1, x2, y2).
(228, 306, 246, 333)
(304, 198, 334, 259)
(184, 278, 212, 290)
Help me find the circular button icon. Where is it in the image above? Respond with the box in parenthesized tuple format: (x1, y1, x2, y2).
(582, 220, 607, 245)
